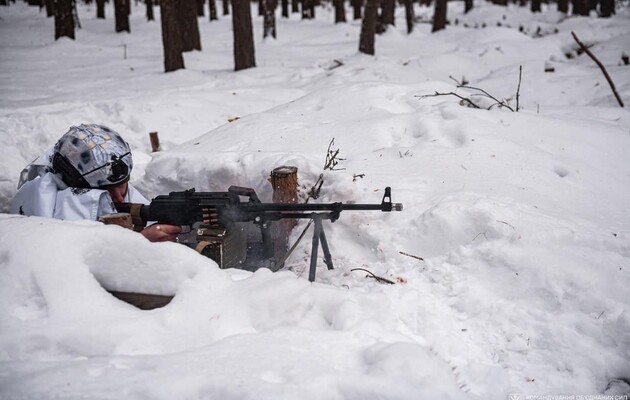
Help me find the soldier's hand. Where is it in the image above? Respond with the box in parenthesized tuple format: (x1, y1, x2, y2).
(141, 224, 182, 243)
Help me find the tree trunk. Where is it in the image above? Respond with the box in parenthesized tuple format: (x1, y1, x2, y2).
(181, 0, 202, 51)
(377, 0, 394, 33)
(146, 0, 155, 20)
(114, 0, 130, 32)
(492, 0, 507, 5)
(161, 0, 185, 72)
(431, 0, 446, 32)
(45, 0, 55, 17)
(55, 0, 74, 39)
(72, 0, 81, 29)
(223, 0, 230, 15)
(334, 0, 346, 22)
(281, 0, 288, 17)
(404, 0, 414, 33)
(572, 0, 588, 15)
(599, 0, 614, 17)
(302, 0, 315, 18)
(359, 0, 379, 55)
(263, 0, 277, 38)
(557, 0, 568, 12)
(352, 0, 362, 19)
(531, 0, 541, 12)
(96, 0, 105, 18)
(209, 0, 218, 20)
(232, 0, 256, 71)
(197, 0, 205, 15)
(464, 0, 473, 13)
(291, 0, 299, 13)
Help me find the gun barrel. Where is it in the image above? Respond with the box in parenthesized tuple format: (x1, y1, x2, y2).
(116, 187, 403, 227)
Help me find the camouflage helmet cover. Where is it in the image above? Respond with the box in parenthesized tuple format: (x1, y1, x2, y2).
(53, 124, 133, 188)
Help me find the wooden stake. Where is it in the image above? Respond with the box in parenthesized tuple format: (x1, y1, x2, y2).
(149, 131, 161, 152)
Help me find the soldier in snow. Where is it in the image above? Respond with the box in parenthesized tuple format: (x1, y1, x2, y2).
(10, 123, 180, 242)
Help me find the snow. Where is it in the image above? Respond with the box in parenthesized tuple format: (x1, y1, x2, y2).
(1, 1, 630, 399)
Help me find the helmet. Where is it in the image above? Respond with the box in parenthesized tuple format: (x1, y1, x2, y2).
(52, 124, 133, 189)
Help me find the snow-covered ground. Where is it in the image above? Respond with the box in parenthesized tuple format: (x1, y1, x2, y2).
(1, 1, 629, 399)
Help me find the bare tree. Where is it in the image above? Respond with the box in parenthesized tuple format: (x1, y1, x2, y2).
(302, 0, 315, 18)
(55, 0, 74, 39)
(404, 0, 414, 33)
(600, 0, 614, 16)
(377, 0, 394, 33)
(161, 0, 185, 72)
(572, 0, 589, 15)
(352, 0, 362, 19)
(432, 0, 447, 32)
(263, 0, 277, 38)
(209, 0, 218, 20)
(114, 0, 130, 32)
(181, 0, 202, 51)
(45, 0, 55, 17)
(531, 0, 541, 12)
(197, 0, 205, 15)
(359, 0, 379, 55)
(334, 0, 346, 23)
(557, 0, 569, 12)
(281, 0, 288, 17)
(464, 0, 473, 13)
(96, 0, 105, 18)
(146, 0, 154, 20)
(232, 0, 256, 70)
(223, 0, 230, 15)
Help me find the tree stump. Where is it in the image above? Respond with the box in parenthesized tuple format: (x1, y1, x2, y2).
(269, 166, 298, 266)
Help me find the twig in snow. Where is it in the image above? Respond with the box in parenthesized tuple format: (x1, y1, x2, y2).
(419, 91, 481, 109)
(496, 220, 516, 230)
(324, 138, 346, 171)
(419, 73, 519, 112)
(450, 75, 515, 112)
(399, 251, 424, 261)
(516, 65, 522, 112)
(350, 268, 396, 285)
(571, 31, 624, 108)
(472, 232, 488, 241)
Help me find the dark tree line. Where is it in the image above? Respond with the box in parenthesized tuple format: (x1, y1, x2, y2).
(34, 0, 619, 73)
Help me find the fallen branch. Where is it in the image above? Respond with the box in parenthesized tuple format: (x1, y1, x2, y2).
(571, 31, 624, 108)
(419, 72, 520, 112)
(450, 75, 516, 112)
(350, 268, 396, 285)
(419, 91, 481, 109)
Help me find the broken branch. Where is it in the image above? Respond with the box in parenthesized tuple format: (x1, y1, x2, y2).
(571, 31, 624, 108)
(350, 268, 396, 285)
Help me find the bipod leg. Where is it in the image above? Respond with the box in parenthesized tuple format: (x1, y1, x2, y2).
(308, 217, 322, 282)
(318, 221, 334, 271)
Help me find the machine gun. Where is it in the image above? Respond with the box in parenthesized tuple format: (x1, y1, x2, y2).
(117, 186, 403, 281)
